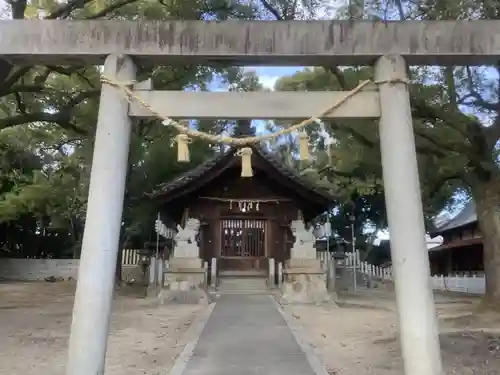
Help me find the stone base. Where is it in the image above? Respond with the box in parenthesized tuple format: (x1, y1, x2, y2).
(122, 265, 144, 283)
(147, 284, 162, 298)
(280, 259, 336, 305)
(169, 257, 204, 269)
(290, 244, 317, 260)
(285, 258, 323, 269)
(160, 258, 210, 304)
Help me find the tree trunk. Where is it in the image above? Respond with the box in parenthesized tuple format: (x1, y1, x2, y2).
(115, 228, 128, 286)
(115, 242, 123, 286)
(472, 176, 500, 307)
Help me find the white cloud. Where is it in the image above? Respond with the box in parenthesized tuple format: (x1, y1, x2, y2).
(259, 75, 279, 90)
(376, 230, 444, 249)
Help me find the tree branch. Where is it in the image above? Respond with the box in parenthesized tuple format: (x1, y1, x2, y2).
(327, 67, 349, 90)
(6, 0, 27, 19)
(0, 89, 100, 134)
(0, 112, 85, 134)
(46, 0, 138, 20)
(13, 91, 27, 114)
(413, 128, 466, 155)
(411, 95, 473, 141)
(319, 165, 366, 179)
(65, 89, 100, 109)
(1, 67, 33, 94)
(325, 121, 375, 147)
(444, 66, 458, 109)
(45, 0, 94, 19)
(40, 137, 86, 154)
(2, 84, 45, 95)
(426, 173, 464, 201)
(85, 0, 138, 19)
(259, 0, 283, 20)
(461, 66, 499, 111)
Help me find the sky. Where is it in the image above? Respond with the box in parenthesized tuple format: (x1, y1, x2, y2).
(249, 66, 302, 90)
(242, 66, 304, 134)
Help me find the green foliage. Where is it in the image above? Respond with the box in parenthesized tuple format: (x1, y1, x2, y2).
(0, 0, 257, 258)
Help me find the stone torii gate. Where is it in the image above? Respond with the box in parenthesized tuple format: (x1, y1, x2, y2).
(1, 19, 497, 375)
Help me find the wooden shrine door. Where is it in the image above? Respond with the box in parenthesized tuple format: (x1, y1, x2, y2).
(219, 218, 267, 270)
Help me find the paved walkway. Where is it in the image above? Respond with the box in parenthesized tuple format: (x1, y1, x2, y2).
(177, 295, 323, 375)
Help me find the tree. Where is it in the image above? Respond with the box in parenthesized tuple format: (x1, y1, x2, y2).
(0, 0, 260, 282)
(261, 0, 500, 306)
(394, 0, 500, 307)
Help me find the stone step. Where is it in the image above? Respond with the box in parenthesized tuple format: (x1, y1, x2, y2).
(217, 280, 268, 286)
(217, 286, 268, 292)
(214, 290, 272, 295)
(218, 287, 269, 293)
(218, 277, 269, 294)
(219, 277, 268, 285)
(218, 270, 268, 278)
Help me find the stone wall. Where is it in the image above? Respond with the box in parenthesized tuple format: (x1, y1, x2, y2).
(122, 264, 144, 283)
(0, 259, 143, 282)
(0, 259, 80, 281)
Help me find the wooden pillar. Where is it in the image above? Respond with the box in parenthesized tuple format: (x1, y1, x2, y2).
(446, 250, 453, 275)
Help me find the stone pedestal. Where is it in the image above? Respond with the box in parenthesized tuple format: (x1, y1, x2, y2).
(160, 258, 209, 304)
(280, 258, 335, 304)
(158, 218, 210, 304)
(279, 219, 334, 304)
(173, 242, 199, 258)
(290, 244, 316, 259)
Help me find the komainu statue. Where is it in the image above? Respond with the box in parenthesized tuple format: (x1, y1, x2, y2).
(175, 218, 200, 245)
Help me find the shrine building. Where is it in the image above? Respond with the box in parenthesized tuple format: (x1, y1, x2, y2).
(148, 144, 335, 301)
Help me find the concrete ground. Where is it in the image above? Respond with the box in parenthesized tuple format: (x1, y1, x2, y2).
(175, 294, 326, 375)
(284, 288, 500, 375)
(0, 281, 204, 375)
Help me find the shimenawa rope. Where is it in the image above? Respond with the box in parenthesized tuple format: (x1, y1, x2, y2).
(100, 75, 407, 177)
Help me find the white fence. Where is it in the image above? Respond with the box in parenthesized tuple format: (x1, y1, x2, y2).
(345, 251, 394, 280)
(341, 250, 485, 295)
(316, 251, 331, 265)
(431, 274, 485, 295)
(122, 248, 141, 265)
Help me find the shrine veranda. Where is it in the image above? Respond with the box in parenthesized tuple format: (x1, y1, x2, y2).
(1, 19, 496, 375)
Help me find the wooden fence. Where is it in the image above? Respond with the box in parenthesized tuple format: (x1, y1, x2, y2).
(319, 249, 486, 295)
(122, 249, 141, 266)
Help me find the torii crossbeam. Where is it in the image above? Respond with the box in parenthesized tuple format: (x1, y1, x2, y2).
(1, 19, 488, 375)
(0, 20, 498, 65)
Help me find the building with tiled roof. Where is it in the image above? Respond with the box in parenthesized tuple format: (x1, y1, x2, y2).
(147, 145, 335, 271)
(428, 201, 483, 275)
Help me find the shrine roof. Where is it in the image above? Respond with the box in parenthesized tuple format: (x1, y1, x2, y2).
(147, 145, 335, 214)
(430, 201, 477, 236)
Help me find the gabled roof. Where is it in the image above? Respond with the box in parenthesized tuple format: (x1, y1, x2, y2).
(147, 145, 336, 220)
(148, 150, 229, 199)
(431, 201, 477, 236)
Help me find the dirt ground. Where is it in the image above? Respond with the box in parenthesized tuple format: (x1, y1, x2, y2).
(0, 281, 204, 375)
(284, 288, 500, 375)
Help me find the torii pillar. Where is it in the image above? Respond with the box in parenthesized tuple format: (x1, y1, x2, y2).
(375, 55, 444, 375)
(65, 54, 136, 375)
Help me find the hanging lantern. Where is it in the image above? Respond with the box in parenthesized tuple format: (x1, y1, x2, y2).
(237, 147, 253, 177)
(298, 132, 310, 161)
(175, 134, 191, 162)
